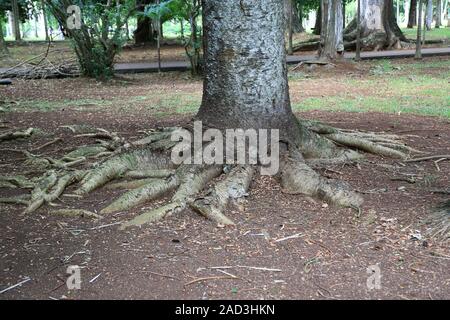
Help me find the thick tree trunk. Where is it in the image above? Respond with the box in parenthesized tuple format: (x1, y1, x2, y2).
(11, 0, 21, 41)
(436, 0, 442, 28)
(134, 0, 156, 44)
(344, 0, 406, 50)
(319, 0, 344, 60)
(425, 0, 433, 30)
(408, 0, 417, 28)
(197, 0, 299, 140)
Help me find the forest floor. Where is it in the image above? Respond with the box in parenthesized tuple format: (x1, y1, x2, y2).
(0, 57, 449, 300)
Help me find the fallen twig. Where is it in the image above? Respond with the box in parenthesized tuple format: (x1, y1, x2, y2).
(0, 277, 31, 294)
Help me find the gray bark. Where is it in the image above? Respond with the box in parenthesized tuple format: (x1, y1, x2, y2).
(425, 0, 432, 30)
(0, 18, 8, 54)
(344, 0, 405, 50)
(436, 0, 442, 28)
(319, 0, 344, 60)
(197, 0, 298, 139)
(11, 0, 21, 41)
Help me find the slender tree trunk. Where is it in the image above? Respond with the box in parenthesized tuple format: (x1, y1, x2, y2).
(287, 0, 293, 55)
(197, 0, 299, 139)
(436, 0, 442, 27)
(319, 0, 344, 61)
(415, 0, 423, 59)
(292, 2, 305, 32)
(343, 1, 346, 29)
(408, 0, 417, 27)
(425, 0, 432, 30)
(41, 0, 49, 41)
(356, 0, 361, 60)
(313, 4, 322, 35)
(11, 0, 21, 41)
(0, 18, 9, 54)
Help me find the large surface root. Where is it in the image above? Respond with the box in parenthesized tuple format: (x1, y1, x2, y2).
(280, 149, 363, 209)
(119, 165, 223, 229)
(191, 165, 254, 226)
(3, 119, 420, 229)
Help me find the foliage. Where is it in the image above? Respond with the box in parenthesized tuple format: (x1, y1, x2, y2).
(45, 0, 132, 80)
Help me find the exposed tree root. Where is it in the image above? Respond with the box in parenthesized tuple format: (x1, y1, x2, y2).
(3, 118, 420, 229)
(280, 149, 363, 208)
(191, 165, 254, 226)
(0, 195, 30, 205)
(119, 165, 223, 229)
(0, 128, 35, 142)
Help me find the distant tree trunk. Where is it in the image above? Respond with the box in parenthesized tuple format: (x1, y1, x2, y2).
(134, 0, 156, 44)
(292, 2, 305, 32)
(435, 0, 442, 28)
(415, 0, 423, 59)
(425, 0, 432, 30)
(41, 0, 49, 41)
(343, 1, 346, 29)
(0, 18, 9, 54)
(319, 0, 344, 61)
(11, 0, 21, 41)
(287, 0, 293, 54)
(407, 0, 417, 27)
(344, 0, 406, 50)
(313, 4, 322, 35)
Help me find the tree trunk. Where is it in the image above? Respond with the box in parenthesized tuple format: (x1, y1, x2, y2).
(313, 4, 322, 35)
(436, 0, 442, 28)
(292, 1, 305, 32)
(197, 0, 299, 140)
(408, 0, 417, 28)
(319, 0, 344, 61)
(287, 0, 293, 54)
(41, 0, 49, 41)
(0, 18, 9, 54)
(134, 0, 156, 44)
(344, 0, 406, 50)
(415, 0, 423, 59)
(425, 0, 432, 30)
(11, 0, 21, 41)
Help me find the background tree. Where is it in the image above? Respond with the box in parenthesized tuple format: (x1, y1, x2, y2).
(425, 0, 432, 30)
(344, 0, 406, 50)
(435, 0, 442, 27)
(11, 0, 22, 40)
(46, 0, 132, 79)
(0, 14, 8, 54)
(407, 0, 417, 28)
(318, 0, 344, 61)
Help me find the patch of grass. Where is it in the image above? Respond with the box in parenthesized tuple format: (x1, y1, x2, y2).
(293, 93, 449, 118)
(402, 27, 450, 41)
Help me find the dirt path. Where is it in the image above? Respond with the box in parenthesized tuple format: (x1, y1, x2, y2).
(0, 109, 449, 300)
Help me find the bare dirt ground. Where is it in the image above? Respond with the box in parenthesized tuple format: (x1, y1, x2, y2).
(0, 61, 449, 300)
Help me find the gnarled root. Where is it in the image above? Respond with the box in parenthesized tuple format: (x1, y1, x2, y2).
(119, 165, 223, 229)
(0, 128, 35, 142)
(281, 149, 363, 209)
(190, 165, 254, 226)
(24, 170, 86, 214)
(75, 149, 173, 195)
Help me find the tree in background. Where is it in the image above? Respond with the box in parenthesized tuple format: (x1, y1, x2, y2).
(0, 13, 9, 54)
(425, 0, 432, 30)
(45, 0, 132, 79)
(319, 0, 344, 60)
(407, 0, 417, 28)
(435, 0, 442, 28)
(344, 0, 406, 50)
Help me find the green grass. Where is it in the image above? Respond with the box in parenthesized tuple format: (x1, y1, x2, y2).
(402, 27, 450, 40)
(292, 59, 450, 119)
